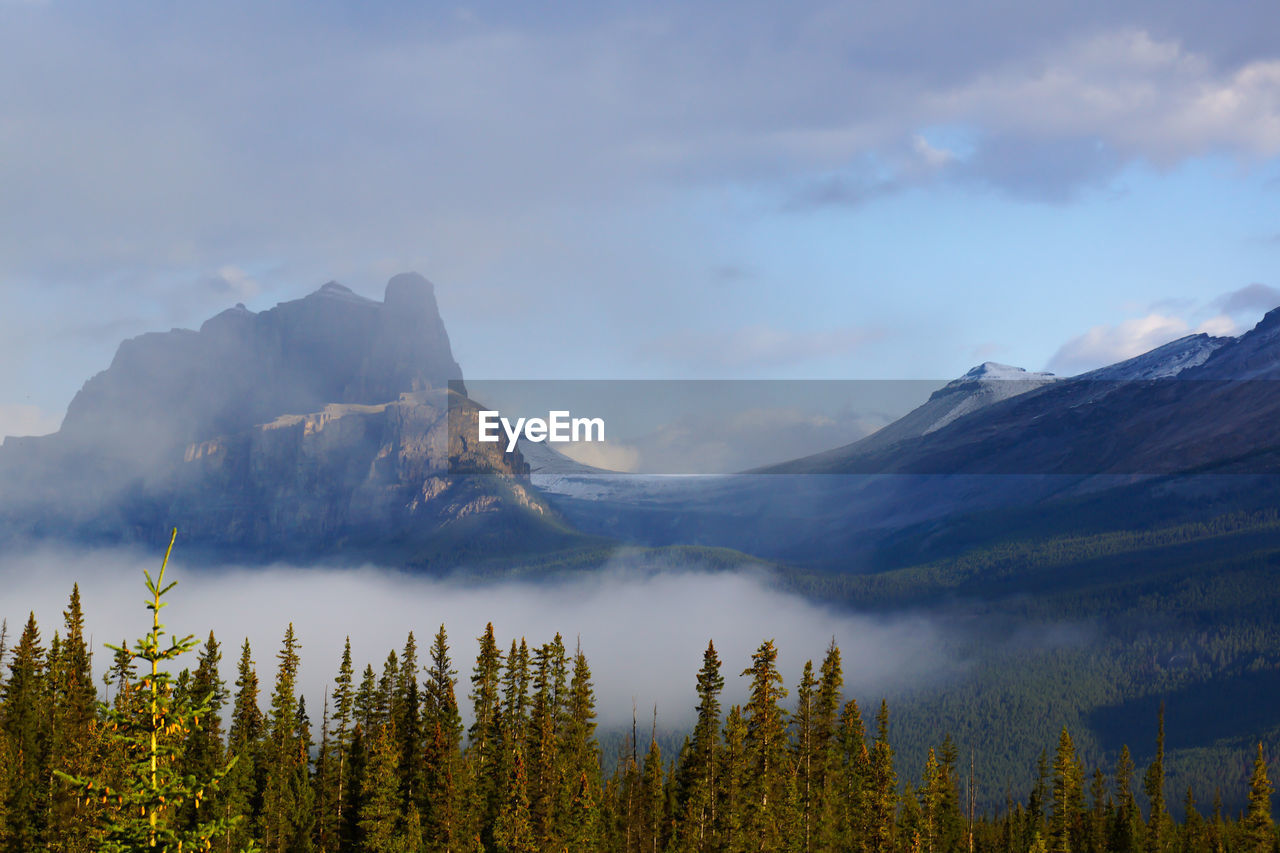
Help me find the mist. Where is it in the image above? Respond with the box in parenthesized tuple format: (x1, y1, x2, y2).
(0, 546, 960, 731)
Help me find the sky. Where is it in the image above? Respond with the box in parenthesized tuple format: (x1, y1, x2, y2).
(2, 0, 1279, 439)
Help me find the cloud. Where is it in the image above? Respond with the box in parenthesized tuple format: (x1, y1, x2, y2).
(0, 546, 960, 728)
(205, 265, 260, 303)
(941, 29, 1280, 165)
(1212, 281, 1280, 316)
(1047, 282, 1280, 374)
(1048, 313, 1197, 374)
(0, 403, 61, 441)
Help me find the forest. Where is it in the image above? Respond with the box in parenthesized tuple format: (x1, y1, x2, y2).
(0, 539, 1277, 853)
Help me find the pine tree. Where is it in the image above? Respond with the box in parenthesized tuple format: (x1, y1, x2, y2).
(1050, 727, 1083, 853)
(868, 700, 897, 853)
(793, 659, 818, 853)
(1112, 745, 1139, 853)
(467, 623, 504, 849)
(262, 624, 309, 852)
(326, 638, 356, 851)
(225, 639, 267, 853)
(1243, 742, 1274, 853)
(493, 746, 534, 853)
(1144, 705, 1167, 853)
(920, 749, 942, 853)
(640, 725, 665, 853)
(526, 638, 562, 847)
(359, 723, 407, 853)
(393, 632, 422, 820)
(1, 612, 49, 853)
(937, 735, 965, 853)
(311, 693, 338, 853)
(58, 530, 241, 851)
(674, 639, 723, 853)
(1087, 768, 1108, 853)
(740, 639, 790, 850)
(837, 698, 871, 853)
(47, 584, 101, 852)
(1180, 787, 1202, 853)
(556, 640, 600, 851)
(813, 641, 844, 853)
(177, 632, 228, 835)
(421, 625, 463, 852)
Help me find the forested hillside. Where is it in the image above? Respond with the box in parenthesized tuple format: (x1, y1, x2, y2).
(2, 546, 1278, 852)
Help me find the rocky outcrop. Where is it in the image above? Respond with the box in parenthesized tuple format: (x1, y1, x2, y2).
(0, 275, 568, 562)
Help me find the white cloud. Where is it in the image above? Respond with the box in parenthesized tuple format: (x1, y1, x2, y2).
(1049, 313, 1194, 374)
(943, 30, 1280, 163)
(1046, 282, 1280, 374)
(206, 265, 260, 302)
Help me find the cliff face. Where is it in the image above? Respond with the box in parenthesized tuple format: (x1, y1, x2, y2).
(58, 273, 463, 458)
(0, 275, 563, 563)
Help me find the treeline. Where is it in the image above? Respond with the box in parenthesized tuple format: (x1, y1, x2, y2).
(1, 580, 1278, 852)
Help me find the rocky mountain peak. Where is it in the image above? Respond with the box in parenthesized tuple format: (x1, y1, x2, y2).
(56, 273, 463, 458)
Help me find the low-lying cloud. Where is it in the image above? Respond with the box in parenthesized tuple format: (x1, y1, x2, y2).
(0, 546, 958, 730)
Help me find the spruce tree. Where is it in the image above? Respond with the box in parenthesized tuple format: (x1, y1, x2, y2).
(813, 641, 844, 853)
(393, 632, 422, 819)
(1112, 746, 1138, 853)
(740, 639, 790, 850)
(177, 632, 228, 835)
(838, 698, 871, 853)
(493, 746, 534, 853)
(327, 638, 356, 849)
(58, 530, 241, 851)
(467, 623, 504, 849)
(556, 641, 600, 850)
(358, 723, 407, 853)
(868, 700, 897, 853)
(1050, 727, 1083, 853)
(48, 584, 100, 852)
(793, 659, 818, 853)
(1180, 787, 1201, 853)
(262, 624, 310, 853)
(640, 727, 666, 853)
(675, 639, 724, 853)
(1243, 742, 1274, 853)
(225, 639, 267, 853)
(422, 625, 463, 851)
(1143, 705, 1167, 853)
(1, 612, 48, 853)
(526, 639, 560, 847)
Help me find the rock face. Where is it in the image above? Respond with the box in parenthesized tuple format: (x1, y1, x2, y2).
(0, 275, 564, 563)
(58, 275, 463, 463)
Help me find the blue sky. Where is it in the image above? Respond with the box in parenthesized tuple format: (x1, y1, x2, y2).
(1, 0, 1278, 437)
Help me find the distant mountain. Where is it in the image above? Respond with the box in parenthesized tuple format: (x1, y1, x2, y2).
(0, 274, 590, 564)
(534, 312, 1280, 567)
(1077, 333, 1227, 380)
(766, 318, 1276, 478)
(762, 362, 1058, 473)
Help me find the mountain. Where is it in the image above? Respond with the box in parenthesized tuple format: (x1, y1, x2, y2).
(0, 274, 591, 564)
(531, 315, 1280, 567)
(1077, 332, 1227, 380)
(759, 362, 1058, 473)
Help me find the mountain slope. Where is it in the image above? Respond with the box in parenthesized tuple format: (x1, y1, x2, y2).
(0, 274, 596, 564)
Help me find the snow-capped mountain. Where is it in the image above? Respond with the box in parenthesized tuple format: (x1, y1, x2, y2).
(1078, 333, 1229, 380)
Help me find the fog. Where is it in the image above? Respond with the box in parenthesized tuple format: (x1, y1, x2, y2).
(0, 546, 961, 730)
